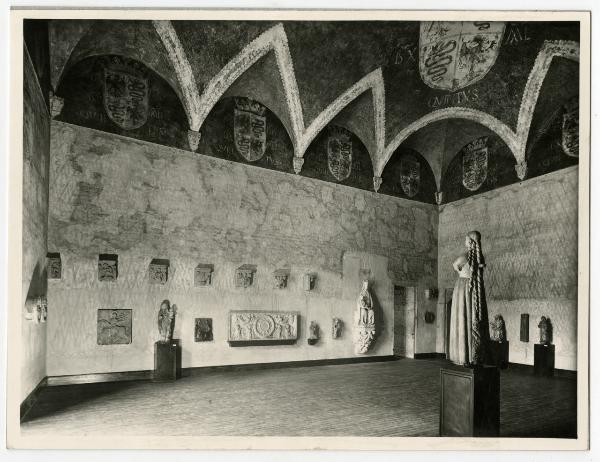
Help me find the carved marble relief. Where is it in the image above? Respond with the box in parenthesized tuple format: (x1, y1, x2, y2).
(303, 273, 316, 291)
(98, 254, 118, 282)
(235, 264, 256, 288)
(149, 259, 169, 284)
(228, 311, 298, 343)
(354, 280, 376, 354)
(332, 318, 343, 339)
(97, 309, 132, 345)
(47, 253, 61, 279)
(273, 269, 290, 289)
(194, 264, 214, 287)
(308, 321, 320, 345)
(194, 318, 213, 342)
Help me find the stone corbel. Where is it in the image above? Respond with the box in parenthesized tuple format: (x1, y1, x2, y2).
(49, 92, 64, 118)
(273, 269, 290, 289)
(515, 161, 528, 181)
(303, 273, 316, 291)
(435, 191, 443, 205)
(235, 264, 257, 288)
(194, 264, 214, 287)
(188, 129, 201, 152)
(292, 156, 304, 174)
(373, 176, 383, 193)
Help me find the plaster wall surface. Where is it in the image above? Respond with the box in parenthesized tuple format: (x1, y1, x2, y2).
(47, 122, 438, 375)
(437, 166, 578, 370)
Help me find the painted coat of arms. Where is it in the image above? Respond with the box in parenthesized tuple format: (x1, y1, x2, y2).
(462, 136, 489, 191)
(234, 97, 267, 162)
(327, 126, 353, 182)
(562, 97, 579, 157)
(103, 56, 149, 130)
(399, 157, 420, 197)
(419, 21, 505, 91)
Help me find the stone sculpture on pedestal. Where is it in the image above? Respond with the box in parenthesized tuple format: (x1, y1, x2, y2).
(490, 314, 506, 342)
(354, 280, 376, 354)
(158, 299, 177, 343)
(538, 316, 553, 345)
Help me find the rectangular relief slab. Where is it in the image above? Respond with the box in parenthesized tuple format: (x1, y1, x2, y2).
(228, 310, 299, 345)
(194, 318, 213, 342)
(97, 309, 132, 345)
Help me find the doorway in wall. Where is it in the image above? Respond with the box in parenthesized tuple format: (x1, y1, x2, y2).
(444, 288, 454, 357)
(393, 285, 416, 358)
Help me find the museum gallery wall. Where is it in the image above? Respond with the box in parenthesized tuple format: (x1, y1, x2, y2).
(21, 19, 580, 388)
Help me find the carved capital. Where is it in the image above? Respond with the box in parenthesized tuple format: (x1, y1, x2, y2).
(373, 176, 383, 192)
(49, 92, 64, 118)
(434, 191, 443, 205)
(292, 156, 304, 174)
(515, 161, 528, 180)
(188, 129, 201, 152)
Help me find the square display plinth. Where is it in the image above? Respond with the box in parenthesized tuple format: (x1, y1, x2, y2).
(489, 341, 509, 369)
(534, 344, 555, 377)
(153, 339, 181, 382)
(440, 364, 500, 437)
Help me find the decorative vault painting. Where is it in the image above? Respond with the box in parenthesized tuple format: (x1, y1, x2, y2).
(419, 21, 505, 91)
(228, 311, 298, 342)
(97, 309, 132, 345)
(462, 136, 489, 191)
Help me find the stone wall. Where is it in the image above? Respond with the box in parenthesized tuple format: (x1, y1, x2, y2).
(22, 46, 50, 400)
(47, 122, 438, 376)
(437, 166, 578, 370)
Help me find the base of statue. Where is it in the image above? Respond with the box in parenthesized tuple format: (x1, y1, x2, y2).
(439, 364, 500, 437)
(489, 341, 509, 369)
(153, 339, 181, 382)
(534, 343, 555, 377)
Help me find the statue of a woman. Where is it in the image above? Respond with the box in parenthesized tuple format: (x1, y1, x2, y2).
(448, 231, 491, 367)
(158, 299, 177, 343)
(358, 280, 374, 326)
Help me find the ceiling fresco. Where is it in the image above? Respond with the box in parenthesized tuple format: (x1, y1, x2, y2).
(34, 19, 580, 204)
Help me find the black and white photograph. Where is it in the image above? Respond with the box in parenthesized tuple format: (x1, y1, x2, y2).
(5, 6, 591, 453)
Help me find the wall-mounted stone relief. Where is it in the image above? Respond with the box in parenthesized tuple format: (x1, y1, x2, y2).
(332, 318, 343, 339)
(354, 280, 376, 354)
(273, 269, 290, 289)
(308, 321, 320, 345)
(98, 254, 118, 282)
(194, 318, 213, 342)
(47, 252, 61, 279)
(194, 264, 214, 287)
(235, 264, 256, 288)
(228, 311, 298, 343)
(97, 309, 132, 345)
(149, 258, 169, 284)
(303, 273, 317, 291)
(520, 313, 530, 342)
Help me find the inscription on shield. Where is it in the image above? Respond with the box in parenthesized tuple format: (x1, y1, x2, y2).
(400, 157, 420, 197)
(234, 97, 267, 162)
(419, 21, 505, 91)
(327, 127, 353, 182)
(103, 56, 149, 130)
(462, 137, 488, 191)
(562, 97, 579, 157)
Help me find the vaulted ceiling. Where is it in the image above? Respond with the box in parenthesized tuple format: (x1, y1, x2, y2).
(40, 19, 580, 202)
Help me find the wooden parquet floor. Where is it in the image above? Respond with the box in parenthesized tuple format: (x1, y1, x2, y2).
(21, 358, 577, 438)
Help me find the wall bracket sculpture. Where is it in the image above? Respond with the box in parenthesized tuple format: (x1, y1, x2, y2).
(354, 280, 376, 354)
(228, 310, 298, 346)
(235, 264, 257, 288)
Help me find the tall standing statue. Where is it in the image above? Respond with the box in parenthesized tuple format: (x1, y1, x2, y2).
(158, 299, 177, 343)
(538, 316, 553, 345)
(448, 231, 491, 367)
(354, 280, 376, 354)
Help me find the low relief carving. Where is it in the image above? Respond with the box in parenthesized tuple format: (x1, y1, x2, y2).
(332, 318, 343, 339)
(194, 264, 214, 287)
(490, 314, 507, 342)
(354, 280, 376, 354)
(538, 316, 553, 345)
(97, 309, 132, 345)
(47, 253, 62, 279)
(228, 311, 298, 342)
(308, 321, 320, 345)
(236, 264, 256, 288)
(149, 259, 169, 284)
(158, 299, 177, 343)
(98, 254, 118, 282)
(303, 273, 317, 291)
(194, 318, 213, 342)
(274, 269, 290, 289)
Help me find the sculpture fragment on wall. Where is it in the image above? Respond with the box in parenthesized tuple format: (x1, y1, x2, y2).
(98, 254, 118, 282)
(228, 311, 298, 343)
(97, 309, 132, 345)
(520, 313, 530, 342)
(149, 259, 169, 284)
(273, 269, 290, 289)
(194, 264, 214, 287)
(308, 321, 320, 345)
(235, 264, 256, 288)
(354, 280, 376, 354)
(332, 317, 343, 339)
(303, 273, 316, 291)
(194, 318, 213, 342)
(47, 253, 61, 279)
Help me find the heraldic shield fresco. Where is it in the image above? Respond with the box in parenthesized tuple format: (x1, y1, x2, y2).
(462, 136, 489, 191)
(562, 96, 579, 157)
(327, 126, 353, 182)
(399, 156, 421, 198)
(419, 21, 505, 91)
(103, 56, 149, 130)
(233, 97, 267, 162)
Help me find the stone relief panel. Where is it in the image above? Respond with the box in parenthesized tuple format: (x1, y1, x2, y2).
(273, 269, 290, 289)
(354, 280, 376, 354)
(235, 264, 256, 288)
(332, 317, 343, 338)
(194, 318, 213, 342)
(97, 309, 132, 345)
(194, 264, 214, 287)
(98, 254, 118, 282)
(47, 252, 62, 279)
(228, 311, 299, 343)
(149, 259, 169, 284)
